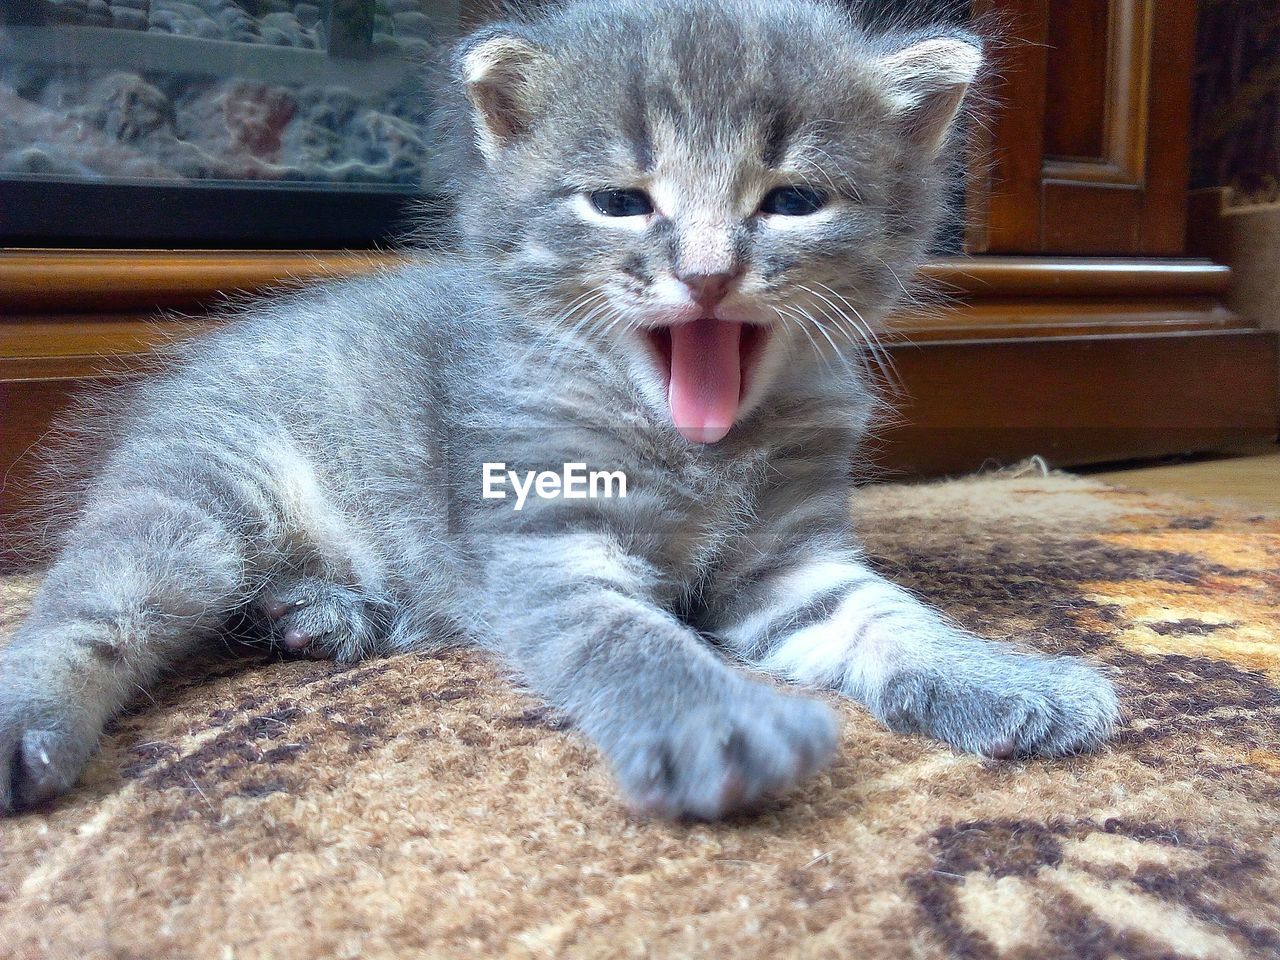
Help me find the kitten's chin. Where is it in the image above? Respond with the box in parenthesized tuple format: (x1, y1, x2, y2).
(643, 320, 770, 445)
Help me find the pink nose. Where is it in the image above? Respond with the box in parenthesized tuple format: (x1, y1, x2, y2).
(677, 270, 740, 308)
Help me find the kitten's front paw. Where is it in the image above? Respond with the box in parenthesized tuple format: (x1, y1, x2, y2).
(873, 647, 1119, 759)
(254, 576, 392, 662)
(607, 682, 838, 820)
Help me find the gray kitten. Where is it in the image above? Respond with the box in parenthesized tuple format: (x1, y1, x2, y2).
(0, 0, 1118, 819)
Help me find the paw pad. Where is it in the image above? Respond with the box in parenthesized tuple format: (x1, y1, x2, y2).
(253, 576, 391, 661)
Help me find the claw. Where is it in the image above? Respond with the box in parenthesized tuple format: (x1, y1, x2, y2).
(260, 596, 309, 621)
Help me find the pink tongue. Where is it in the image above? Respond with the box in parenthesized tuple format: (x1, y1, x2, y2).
(666, 318, 743, 444)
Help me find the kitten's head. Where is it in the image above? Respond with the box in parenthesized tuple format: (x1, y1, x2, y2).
(446, 0, 981, 443)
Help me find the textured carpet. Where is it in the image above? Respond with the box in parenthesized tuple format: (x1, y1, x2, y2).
(2, 473, 1279, 960)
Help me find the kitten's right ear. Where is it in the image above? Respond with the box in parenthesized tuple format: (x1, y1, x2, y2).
(874, 32, 983, 156)
(457, 25, 548, 161)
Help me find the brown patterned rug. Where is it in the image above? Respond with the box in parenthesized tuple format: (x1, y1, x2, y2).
(2, 473, 1279, 960)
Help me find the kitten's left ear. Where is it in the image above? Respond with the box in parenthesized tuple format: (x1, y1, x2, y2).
(875, 34, 983, 155)
(457, 25, 549, 161)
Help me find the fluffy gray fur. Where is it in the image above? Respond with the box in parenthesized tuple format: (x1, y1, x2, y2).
(0, 0, 1118, 819)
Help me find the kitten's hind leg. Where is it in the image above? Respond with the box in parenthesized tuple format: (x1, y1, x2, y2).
(0, 486, 251, 813)
(253, 575, 394, 662)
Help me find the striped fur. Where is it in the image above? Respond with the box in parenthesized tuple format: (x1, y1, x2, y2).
(0, 0, 1117, 819)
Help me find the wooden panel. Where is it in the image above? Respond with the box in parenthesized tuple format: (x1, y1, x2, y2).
(1036, 0, 1153, 251)
(0, 376, 128, 566)
(892, 296, 1240, 341)
(1043, 0, 1151, 183)
(0, 315, 214, 378)
(1137, 0, 1196, 254)
(1044, 0, 1109, 159)
(978, 0, 1195, 255)
(971, 0, 1049, 253)
(878, 330, 1280, 476)
(1040, 181, 1143, 252)
(0, 250, 1233, 313)
(922, 256, 1230, 297)
(8, 331, 1273, 542)
(0, 249, 401, 313)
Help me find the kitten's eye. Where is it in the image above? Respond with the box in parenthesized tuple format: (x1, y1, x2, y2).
(589, 189, 655, 217)
(760, 185, 829, 216)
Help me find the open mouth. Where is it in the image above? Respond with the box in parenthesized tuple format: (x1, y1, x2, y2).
(646, 319, 770, 445)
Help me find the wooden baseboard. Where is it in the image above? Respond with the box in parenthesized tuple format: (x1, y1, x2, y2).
(2, 251, 1276, 543)
(0, 246, 1237, 312)
(0, 249, 399, 313)
(0, 250, 1251, 377)
(875, 254, 1278, 475)
(877, 329, 1278, 476)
